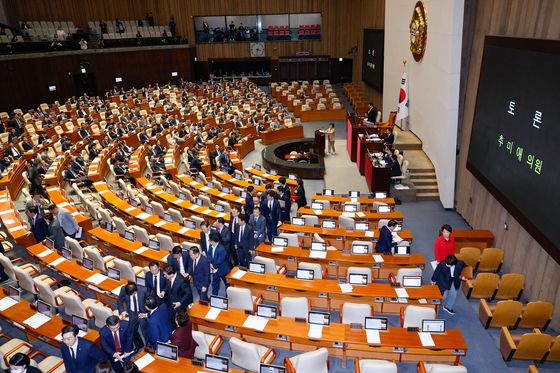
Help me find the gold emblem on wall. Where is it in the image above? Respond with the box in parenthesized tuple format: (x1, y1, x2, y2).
(409, 0, 427, 62)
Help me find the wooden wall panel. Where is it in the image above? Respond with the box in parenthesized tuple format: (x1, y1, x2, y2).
(456, 0, 560, 330)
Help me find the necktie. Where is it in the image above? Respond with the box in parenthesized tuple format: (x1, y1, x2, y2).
(269, 201, 272, 209)
(239, 226, 244, 241)
(113, 331, 121, 352)
(70, 346, 76, 360)
(132, 294, 138, 312)
(232, 218, 237, 233)
(153, 275, 158, 293)
(194, 258, 198, 271)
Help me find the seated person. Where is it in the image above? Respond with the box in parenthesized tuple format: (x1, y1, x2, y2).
(170, 312, 198, 358)
(385, 128, 395, 145)
(390, 154, 401, 178)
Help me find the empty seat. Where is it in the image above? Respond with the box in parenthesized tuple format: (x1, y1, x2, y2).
(301, 214, 319, 225)
(298, 262, 324, 279)
(112, 258, 144, 282)
(477, 248, 504, 272)
(479, 299, 522, 329)
(284, 347, 329, 373)
(458, 247, 481, 268)
(0, 337, 33, 370)
(417, 362, 468, 373)
(226, 287, 262, 312)
(280, 297, 310, 319)
(393, 267, 422, 284)
(500, 327, 551, 362)
(229, 337, 275, 372)
(347, 267, 372, 284)
(251, 256, 286, 274)
(338, 216, 355, 230)
(83, 247, 115, 272)
(400, 305, 436, 328)
(494, 273, 524, 300)
(355, 358, 398, 373)
(341, 303, 373, 325)
(192, 331, 223, 360)
(517, 301, 553, 330)
(462, 273, 499, 299)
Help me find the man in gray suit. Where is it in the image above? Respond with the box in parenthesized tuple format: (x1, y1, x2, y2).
(48, 204, 80, 238)
(249, 206, 266, 249)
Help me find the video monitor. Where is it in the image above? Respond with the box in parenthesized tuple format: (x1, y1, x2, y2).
(248, 262, 265, 274)
(272, 237, 288, 247)
(136, 276, 146, 287)
(291, 217, 305, 226)
(124, 231, 135, 241)
(361, 29, 385, 90)
(260, 364, 286, 373)
(163, 212, 173, 222)
(344, 204, 358, 212)
(349, 273, 368, 285)
(288, 174, 297, 180)
(61, 247, 72, 261)
(145, 206, 153, 214)
(311, 202, 324, 210)
(148, 239, 161, 251)
(402, 276, 422, 288)
(253, 178, 262, 186)
(375, 192, 387, 198)
(72, 314, 89, 332)
(129, 198, 138, 207)
(308, 311, 330, 326)
(37, 300, 52, 317)
(270, 170, 278, 176)
(82, 257, 94, 271)
(107, 267, 121, 281)
(222, 186, 231, 194)
(296, 268, 315, 280)
(205, 354, 229, 372)
(323, 189, 334, 196)
(241, 191, 247, 198)
(178, 192, 187, 200)
(207, 181, 214, 189)
(8, 285, 20, 300)
(184, 220, 196, 229)
(210, 296, 228, 310)
(310, 241, 326, 251)
(215, 204, 225, 213)
(45, 238, 54, 250)
(351, 243, 369, 255)
(235, 173, 242, 180)
(365, 317, 388, 331)
(394, 246, 410, 256)
(195, 198, 204, 206)
(105, 223, 114, 232)
(355, 222, 369, 231)
(322, 219, 336, 229)
(256, 304, 278, 319)
(349, 191, 360, 198)
(378, 205, 391, 213)
(156, 342, 178, 362)
(422, 319, 446, 334)
(254, 164, 262, 171)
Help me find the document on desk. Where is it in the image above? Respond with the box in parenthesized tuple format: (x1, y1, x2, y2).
(309, 250, 327, 259)
(342, 212, 355, 218)
(372, 254, 384, 263)
(205, 307, 221, 320)
(243, 315, 269, 331)
(134, 246, 148, 254)
(134, 353, 156, 370)
(231, 269, 247, 279)
(270, 246, 284, 253)
(188, 205, 199, 211)
(351, 197, 358, 203)
(418, 332, 435, 347)
(356, 212, 366, 218)
(218, 193, 227, 198)
(308, 324, 323, 339)
(430, 260, 438, 270)
(3, 219, 15, 224)
(202, 209, 213, 215)
(201, 186, 210, 192)
(313, 209, 323, 215)
(395, 288, 409, 298)
(49, 257, 66, 267)
(154, 221, 166, 227)
(23, 312, 51, 329)
(111, 285, 124, 296)
(38, 249, 54, 258)
(217, 213, 226, 218)
(124, 207, 136, 213)
(366, 329, 381, 344)
(155, 190, 165, 195)
(135, 213, 151, 220)
(236, 198, 244, 203)
(178, 227, 189, 234)
(86, 273, 108, 285)
(0, 297, 18, 311)
(364, 231, 375, 238)
(339, 283, 353, 293)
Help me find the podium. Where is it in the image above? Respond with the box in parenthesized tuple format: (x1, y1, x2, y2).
(364, 152, 391, 195)
(314, 130, 325, 155)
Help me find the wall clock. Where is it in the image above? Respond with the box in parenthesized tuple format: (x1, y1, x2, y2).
(250, 42, 265, 57)
(409, 1, 427, 62)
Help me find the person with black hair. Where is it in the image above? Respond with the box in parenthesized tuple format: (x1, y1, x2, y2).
(295, 178, 307, 208)
(28, 205, 49, 243)
(8, 353, 42, 373)
(245, 185, 255, 215)
(170, 312, 198, 358)
(144, 295, 174, 348)
(60, 324, 106, 373)
(208, 231, 231, 295)
(434, 224, 456, 263)
(44, 212, 65, 250)
(166, 245, 192, 278)
(215, 217, 231, 252)
(431, 255, 466, 315)
(376, 219, 398, 253)
(99, 315, 134, 373)
(117, 282, 150, 347)
(235, 213, 254, 267)
(188, 246, 210, 301)
(162, 265, 193, 316)
(264, 191, 280, 241)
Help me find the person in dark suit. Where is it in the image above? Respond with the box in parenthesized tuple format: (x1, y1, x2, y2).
(5, 141, 22, 159)
(117, 282, 150, 348)
(8, 353, 44, 373)
(199, 221, 211, 254)
(207, 232, 231, 296)
(20, 137, 33, 151)
(235, 213, 254, 267)
(215, 217, 231, 255)
(245, 186, 255, 215)
(209, 145, 221, 171)
(44, 212, 65, 250)
(431, 255, 466, 315)
(170, 312, 198, 359)
(249, 206, 266, 249)
(145, 261, 167, 303)
(144, 295, 174, 348)
(100, 316, 134, 373)
(228, 206, 241, 265)
(60, 324, 107, 373)
(28, 206, 49, 243)
(277, 185, 291, 222)
(365, 103, 377, 123)
(138, 131, 149, 144)
(162, 265, 193, 316)
(376, 219, 398, 253)
(188, 246, 210, 301)
(295, 178, 307, 208)
(219, 151, 232, 172)
(384, 128, 395, 145)
(166, 245, 192, 278)
(79, 125, 91, 139)
(27, 160, 47, 198)
(264, 191, 281, 241)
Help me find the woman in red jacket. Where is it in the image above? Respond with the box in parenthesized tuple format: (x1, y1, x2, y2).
(434, 224, 455, 263)
(170, 312, 198, 358)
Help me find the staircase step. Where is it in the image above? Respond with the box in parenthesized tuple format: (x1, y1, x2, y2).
(412, 178, 438, 186)
(408, 167, 435, 173)
(410, 172, 436, 179)
(416, 192, 440, 201)
(395, 143, 423, 151)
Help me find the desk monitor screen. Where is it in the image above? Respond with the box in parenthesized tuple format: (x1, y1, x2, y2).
(351, 244, 369, 255)
(156, 342, 178, 361)
(296, 268, 315, 280)
(164, 213, 173, 222)
(178, 192, 187, 200)
(256, 304, 278, 319)
(72, 314, 89, 332)
(344, 204, 358, 212)
(311, 202, 324, 210)
(402, 276, 422, 288)
(195, 198, 204, 206)
(349, 273, 368, 285)
(129, 198, 138, 207)
(254, 164, 262, 171)
(45, 238, 54, 250)
(273, 182, 281, 190)
(210, 296, 228, 310)
(422, 319, 446, 333)
(145, 206, 153, 214)
(37, 299, 52, 317)
(322, 219, 336, 229)
(148, 239, 161, 251)
(288, 174, 297, 181)
(82, 257, 94, 271)
(253, 178, 262, 186)
(394, 223, 402, 232)
(355, 222, 369, 231)
(291, 217, 305, 226)
(215, 204, 225, 213)
(8, 285, 20, 301)
(165, 186, 173, 194)
(207, 181, 214, 189)
(395, 246, 410, 256)
(222, 186, 231, 194)
(136, 276, 146, 287)
(184, 220, 196, 229)
(260, 364, 286, 373)
(365, 317, 388, 331)
(310, 241, 327, 252)
(377, 205, 390, 213)
(241, 191, 247, 198)
(271, 170, 278, 176)
(323, 189, 334, 196)
(375, 192, 387, 198)
(308, 311, 330, 326)
(124, 231, 135, 241)
(61, 247, 72, 261)
(235, 173, 242, 180)
(349, 191, 360, 198)
(108, 267, 121, 281)
(272, 237, 288, 248)
(205, 354, 229, 372)
(248, 262, 265, 274)
(105, 223, 114, 233)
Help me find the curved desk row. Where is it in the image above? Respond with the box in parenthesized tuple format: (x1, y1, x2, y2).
(297, 207, 404, 226)
(176, 174, 246, 208)
(261, 126, 304, 145)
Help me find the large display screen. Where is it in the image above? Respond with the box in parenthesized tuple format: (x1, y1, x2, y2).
(361, 29, 384, 90)
(467, 36, 560, 261)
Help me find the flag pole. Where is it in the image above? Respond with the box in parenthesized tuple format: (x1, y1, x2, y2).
(400, 59, 407, 130)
